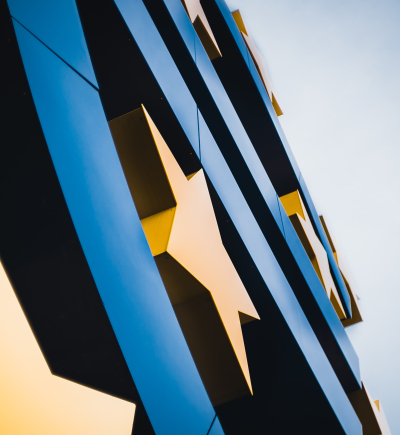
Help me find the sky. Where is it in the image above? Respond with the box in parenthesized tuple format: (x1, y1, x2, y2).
(225, 0, 400, 431)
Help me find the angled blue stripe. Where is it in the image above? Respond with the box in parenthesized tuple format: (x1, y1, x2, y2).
(134, 0, 359, 387)
(108, 1, 361, 430)
(208, 417, 224, 435)
(7, 0, 98, 88)
(13, 19, 216, 435)
(209, 0, 352, 316)
(198, 112, 361, 435)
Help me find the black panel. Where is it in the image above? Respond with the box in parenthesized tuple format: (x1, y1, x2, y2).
(205, 176, 346, 435)
(75, 0, 201, 178)
(201, 0, 299, 197)
(0, 3, 153, 433)
(140, 0, 359, 394)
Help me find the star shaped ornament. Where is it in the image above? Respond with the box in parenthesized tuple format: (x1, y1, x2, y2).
(110, 106, 259, 405)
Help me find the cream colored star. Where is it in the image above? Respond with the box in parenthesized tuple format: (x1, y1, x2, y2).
(280, 190, 346, 320)
(0, 262, 135, 435)
(110, 106, 259, 405)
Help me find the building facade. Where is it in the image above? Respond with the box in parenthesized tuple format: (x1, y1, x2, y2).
(0, 0, 392, 433)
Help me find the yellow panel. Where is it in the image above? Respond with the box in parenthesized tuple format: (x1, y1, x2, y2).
(280, 191, 346, 320)
(141, 207, 176, 256)
(109, 106, 259, 405)
(0, 262, 135, 435)
(181, 0, 221, 59)
(231, 10, 248, 36)
(272, 92, 284, 117)
(232, 11, 284, 117)
(279, 190, 306, 221)
(193, 16, 222, 60)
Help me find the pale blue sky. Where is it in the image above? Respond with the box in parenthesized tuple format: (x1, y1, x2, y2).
(225, 0, 400, 431)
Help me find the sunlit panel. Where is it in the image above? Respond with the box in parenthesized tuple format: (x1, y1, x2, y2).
(0, 262, 135, 435)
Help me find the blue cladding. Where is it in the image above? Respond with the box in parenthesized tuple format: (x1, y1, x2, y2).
(299, 174, 352, 316)
(150, 0, 283, 228)
(277, 198, 361, 386)
(209, 0, 301, 180)
(193, 34, 282, 227)
(198, 112, 361, 435)
(113, 0, 200, 158)
(139, 0, 359, 389)
(114, 0, 360, 403)
(208, 0, 351, 315)
(7, 0, 98, 88)
(13, 19, 216, 435)
(208, 417, 225, 435)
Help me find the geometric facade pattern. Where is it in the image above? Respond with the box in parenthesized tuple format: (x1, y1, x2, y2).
(0, 0, 391, 433)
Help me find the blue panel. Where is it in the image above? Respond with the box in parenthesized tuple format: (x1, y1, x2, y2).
(278, 198, 361, 386)
(195, 32, 283, 228)
(14, 20, 215, 435)
(299, 174, 352, 316)
(198, 112, 361, 435)
(210, 0, 301, 179)
(150, 0, 283, 228)
(113, 0, 360, 395)
(203, 0, 249, 64)
(208, 417, 225, 435)
(7, 0, 98, 88)
(158, 0, 197, 59)
(113, 0, 200, 158)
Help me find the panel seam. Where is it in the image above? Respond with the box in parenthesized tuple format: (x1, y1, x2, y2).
(11, 16, 99, 91)
(205, 413, 217, 435)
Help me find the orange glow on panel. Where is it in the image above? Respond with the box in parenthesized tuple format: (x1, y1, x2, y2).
(0, 262, 135, 435)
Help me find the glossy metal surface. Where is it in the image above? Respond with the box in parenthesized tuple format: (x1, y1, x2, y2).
(202, 0, 351, 316)
(112, 0, 361, 428)
(113, 0, 200, 159)
(134, 0, 361, 392)
(197, 112, 362, 434)
(6, 0, 98, 87)
(13, 20, 216, 435)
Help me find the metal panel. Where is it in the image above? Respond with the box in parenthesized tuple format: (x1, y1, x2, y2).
(200, 0, 351, 315)
(193, 34, 282, 226)
(201, 0, 301, 180)
(6, 0, 98, 87)
(278, 197, 361, 391)
(208, 417, 225, 435)
(113, 0, 200, 158)
(138, 0, 359, 392)
(198, 111, 361, 434)
(299, 174, 352, 316)
(13, 19, 215, 435)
